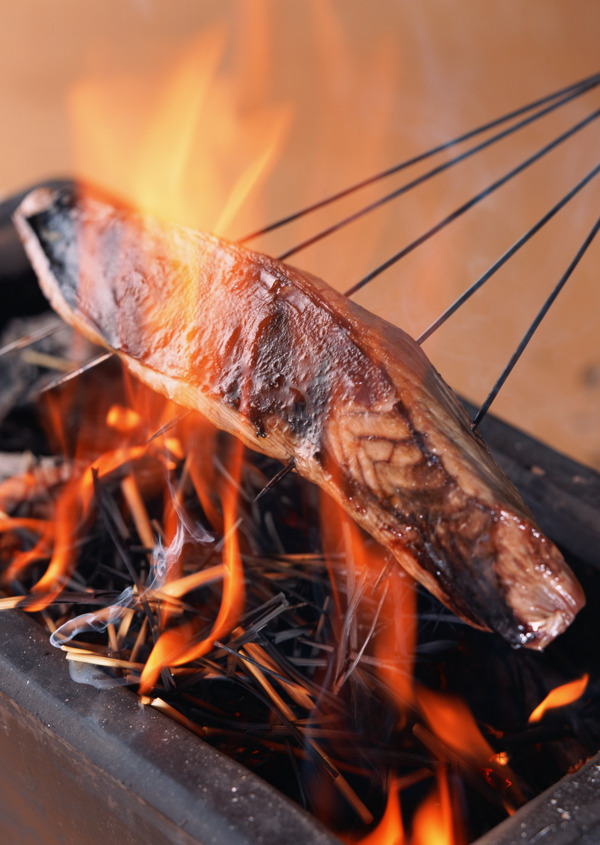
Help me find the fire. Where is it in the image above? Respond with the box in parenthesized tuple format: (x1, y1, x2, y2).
(139, 442, 246, 693)
(415, 685, 522, 812)
(528, 674, 589, 723)
(67, 27, 290, 235)
(11, 20, 289, 639)
(3, 383, 179, 611)
(358, 780, 404, 845)
(318, 489, 417, 705)
(8, 7, 287, 651)
(416, 686, 496, 769)
(0, 12, 593, 844)
(372, 566, 417, 715)
(106, 404, 142, 434)
(412, 769, 460, 845)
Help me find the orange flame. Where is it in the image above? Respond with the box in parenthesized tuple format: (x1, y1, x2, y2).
(68, 27, 290, 235)
(528, 674, 589, 723)
(318, 492, 417, 707)
(373, 566, 416, 715)
(106, 404, 142, 434)
(0, 366, 184, 608)
(23, 441, 172, 611)
(20, 17, 289, 626)
(2, 11, 580, 840)
(358, 780, 404, 845)
(415, 685, 522, 811)
(412, 769, 462, 845)
(2, 18, 287, 635)
(416, 686, 496, 769)
(139, 442, 246, 693)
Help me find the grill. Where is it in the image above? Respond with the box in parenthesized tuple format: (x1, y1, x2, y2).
(0, 348, 597, 844)
(1, 60, 600, 845)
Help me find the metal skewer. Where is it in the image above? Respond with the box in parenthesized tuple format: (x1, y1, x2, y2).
(39, 351, 114, 393)
(0, 317, 64, 360)
(416, 161, 600, 345)
(248, 75, 600, 492)
(240, 71, 600, 245)
(344, 108, 600, 296)
(472, 214, 600, 429)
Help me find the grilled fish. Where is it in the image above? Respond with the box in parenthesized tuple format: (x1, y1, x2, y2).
(13, 182, 585, 648)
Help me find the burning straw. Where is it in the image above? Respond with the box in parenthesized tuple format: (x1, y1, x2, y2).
(0, 349, 597, 843)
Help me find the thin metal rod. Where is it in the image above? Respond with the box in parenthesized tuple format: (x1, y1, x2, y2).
(39, 351, 114, 393)
(253, 459, 296, 503)
(472, 214, 600, 429)
(279, 85, 599, 264)
(0, 317, 64, 360)
(240, 71, 600, 244)
(416, 161, 600, 344)
(345, 107, 600, 297)
(146, 411, 191, 444)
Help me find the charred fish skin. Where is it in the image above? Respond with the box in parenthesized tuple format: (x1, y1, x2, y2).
(13, 182, 585, 649)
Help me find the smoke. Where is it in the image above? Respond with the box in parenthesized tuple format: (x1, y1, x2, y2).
(147, 519, 186, 591)
(49, 485, 216, 686)
(49, 520, 190, 650)
(50, 586, 136, 647)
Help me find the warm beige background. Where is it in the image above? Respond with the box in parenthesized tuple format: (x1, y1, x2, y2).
(1, 1, 599, 468)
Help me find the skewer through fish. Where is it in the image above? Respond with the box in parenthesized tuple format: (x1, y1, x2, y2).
(13, 182, 585, 649)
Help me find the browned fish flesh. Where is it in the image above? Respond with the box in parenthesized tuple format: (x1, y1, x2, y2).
(13, 182, 585, 648)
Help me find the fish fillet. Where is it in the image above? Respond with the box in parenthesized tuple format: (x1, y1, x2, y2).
(13, 182, 585, 648)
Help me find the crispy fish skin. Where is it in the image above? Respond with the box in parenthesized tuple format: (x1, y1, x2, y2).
(13, 182, 585, 648)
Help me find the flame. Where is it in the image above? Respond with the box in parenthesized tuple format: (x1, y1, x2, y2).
(26, 21, 289, 634)
(415, 685, 522, 811)
(1, 9, 585, 839)
(416, 687, 496, 769)
(528, 674, 589, 723)
(0, 368, 178, 607)
(21, 440, 173, 611)
(17, 1, 408, 727)
(4, 368, 247, 682)
(139, 441, 246, 693)
(318, 491, 417, 703)
(68, 27, 290, 235)
(412, 769, 461, 845)
(373, 566, 416, 715)
(106, 404, 142, 434)
(24, 477, 85, 609)
(358, 780, 404, 845)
